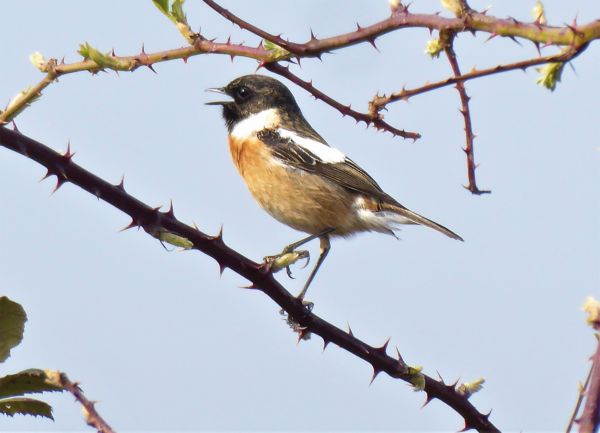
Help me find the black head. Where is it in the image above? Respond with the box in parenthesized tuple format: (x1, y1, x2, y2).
(207, 75, 302, 132)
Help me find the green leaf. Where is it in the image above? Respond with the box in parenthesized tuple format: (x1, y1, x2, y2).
(0, 297, 27, 363)
(171, 0, 187, 24)
(0, 397, 53, 419)
(152, 0, 170, 16)
(0, 369, 63, 399)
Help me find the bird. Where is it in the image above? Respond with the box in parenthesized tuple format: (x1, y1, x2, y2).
(207, 74, 463, 301)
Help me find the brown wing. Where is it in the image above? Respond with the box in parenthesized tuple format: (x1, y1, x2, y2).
(257, 129, 395, 203)
(256, 129, 464, 241)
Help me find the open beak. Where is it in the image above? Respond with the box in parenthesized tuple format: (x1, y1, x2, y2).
(205, 87, 231, 105)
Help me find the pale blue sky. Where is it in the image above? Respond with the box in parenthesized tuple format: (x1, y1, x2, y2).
(1, 1, 599, 431)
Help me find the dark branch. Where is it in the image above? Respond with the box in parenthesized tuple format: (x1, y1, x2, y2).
(370, 45, 587, 111)
(0, 126, 498, 432)
(264, 63, 420, 140)
(443, 34, 490, 195)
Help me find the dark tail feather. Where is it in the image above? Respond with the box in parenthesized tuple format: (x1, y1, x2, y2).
(384, 203, 464, 241)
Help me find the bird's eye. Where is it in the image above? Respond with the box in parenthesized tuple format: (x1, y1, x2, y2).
(235, 86, 251, 101)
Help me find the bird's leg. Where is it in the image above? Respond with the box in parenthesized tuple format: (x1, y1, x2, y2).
(296, 235, 331, 302)
(280, 227, 335, 254)
(263, 228, 334, 295)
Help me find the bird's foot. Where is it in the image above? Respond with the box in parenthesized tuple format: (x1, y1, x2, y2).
(263, 249, 310, 278)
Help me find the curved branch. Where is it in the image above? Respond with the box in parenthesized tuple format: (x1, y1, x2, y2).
(264, 63, 420, 139)
(0, 126, 498, 432)
(202, 1, 599, 57)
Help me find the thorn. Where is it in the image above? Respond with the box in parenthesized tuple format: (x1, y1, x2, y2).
(62, 140, 75, 160)
(115, 175, 126, 191)
(395, 346, 405, 365)
(226, 36, 231, 45)
(164, 200, 175, 218)
(147, 63, 157, 74)
(39, 169, 53, 182)
(484, 33, 498, 43)
(507, 35, 522, 46)
(212, 224, 224, 244)
(217, 261, 227, 277)
(51, 177, 66, 194)
(111, 48, 116, 57)
(60, 57, 65, 65)
(421, 392, 436, 408)
(532, 40, 541, 56)
(192, 220, 200, 230)
(370, 367, 381, 385)
(367, 38, 380, 52)
(240, 283, 261, 290)
(141, 43, 147, 55)
(309, 28, 317, 42)
(120, 218, 140, 231)
(182, 56, 189, 64)
(322, 338, 330, 351)
(347, 323, 354, 337)
(11, 120, 19, 132)
(459, 421, 476, 432)
(356, 22, 362, 31)
(373, 337, 390, 355)
(229, 54, 235, 63)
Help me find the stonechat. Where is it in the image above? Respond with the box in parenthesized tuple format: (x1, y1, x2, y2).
(207, 75, 462, 300)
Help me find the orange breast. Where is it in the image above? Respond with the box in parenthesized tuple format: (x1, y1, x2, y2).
(227, 136, 362, 236)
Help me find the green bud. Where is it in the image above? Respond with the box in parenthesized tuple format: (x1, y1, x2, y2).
(583, 296, 600, 329)
(29, 52, 47, 72)
(536, 62, 564, 91)
(262, 39, 291, 61)
(441, 0, 465, 16)
(425, 38, 444, 58)
(456, 377, 485, 397)
(152, 229, 194, 250)
(406, 365, 425, 391)
(532, 1, 547, 24)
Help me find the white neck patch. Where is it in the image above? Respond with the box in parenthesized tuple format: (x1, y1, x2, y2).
(230, 108, 279, 139)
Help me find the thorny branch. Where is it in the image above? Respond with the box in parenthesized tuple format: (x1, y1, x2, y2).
(0, 126, 499, 433)
(56, 373, 115, 433)
(579, 338, 600, 433)
(2, 2, 599, 191)
(443, 33, 489, 195)
(264, 63, 420, 140)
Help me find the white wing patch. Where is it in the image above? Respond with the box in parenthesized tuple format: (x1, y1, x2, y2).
(277, 128, 345, 164)
(230, 108, 279, 139)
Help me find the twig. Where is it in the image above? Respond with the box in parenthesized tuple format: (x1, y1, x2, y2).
(202, 2, 599, 57)
(566, 364, 593, 433)
(202, 0, 303, 55)
(443, 34, 489, 195)
(264, 63, 420, 140)
(579, 337, 600, 433)
(0, 126, 499, 432)
(0, 40, 275, 125)
(370, 46, 586, 112)
(57, 373, 115, 433)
